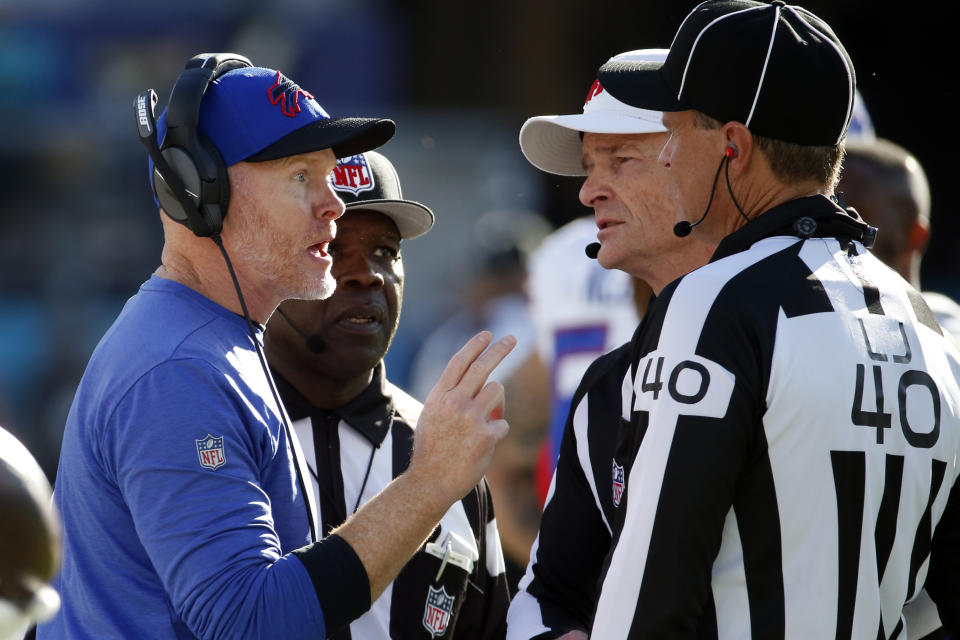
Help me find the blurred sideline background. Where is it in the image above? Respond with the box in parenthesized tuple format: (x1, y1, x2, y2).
(0, 0, 954, 481)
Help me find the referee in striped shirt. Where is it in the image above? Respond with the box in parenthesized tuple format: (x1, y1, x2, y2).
(587, 1, 960, 637)
(505, 48, 717, 639)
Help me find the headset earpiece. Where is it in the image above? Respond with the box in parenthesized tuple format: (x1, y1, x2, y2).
(152, 146, 200, 226)
(725, 142, 739, 159)
(146, 52, 252, 237)
(196, 135, 231, 230)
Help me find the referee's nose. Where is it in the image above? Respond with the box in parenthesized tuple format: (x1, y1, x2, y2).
(579, 171, 611, 209)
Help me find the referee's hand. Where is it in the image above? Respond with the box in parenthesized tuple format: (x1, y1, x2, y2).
(409, 331, 516, 509)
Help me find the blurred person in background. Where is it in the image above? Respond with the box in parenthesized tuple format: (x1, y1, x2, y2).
(405, 209, 551, 592)
(264, 151, 509, 639)
(0, 426, 59, 640)
(488, 213, 649, 589)
(407, 208, 551, 403)
(521, 216, 646, 506)
(838, 137, 960, 338)
(405, 209, 550, 591)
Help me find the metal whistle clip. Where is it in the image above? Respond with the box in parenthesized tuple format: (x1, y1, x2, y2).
(426, 528, 478, 582)
(434, 534, 453, 582)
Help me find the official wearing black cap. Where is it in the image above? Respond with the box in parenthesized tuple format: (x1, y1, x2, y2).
(588, 2, 960, 638)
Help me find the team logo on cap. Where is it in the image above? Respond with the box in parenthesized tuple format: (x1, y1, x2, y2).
(330, 154, 375, 196)
(584, 79, 604, 106)
(422, 585, 455, 637)
(267, 70, 314, 118)
(612, 459, 625, 507)
(196, 435, 226, 470)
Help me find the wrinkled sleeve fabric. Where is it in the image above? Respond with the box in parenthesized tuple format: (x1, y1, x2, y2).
(107, 359, 364, 640)
(507, 348, 630, 639)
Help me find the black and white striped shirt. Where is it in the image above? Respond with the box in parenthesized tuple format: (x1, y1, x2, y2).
(505, 342, 633, 639)
(275, 364, 510, 639)
(592, 196, 960, 638)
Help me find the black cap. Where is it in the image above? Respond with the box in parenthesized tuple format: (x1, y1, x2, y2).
(330, 151, 435, 239)
(598, 0, 855, 146)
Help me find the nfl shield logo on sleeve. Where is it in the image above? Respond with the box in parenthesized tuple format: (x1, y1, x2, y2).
(612, 460, 625, 507)
(422, 585, 455, 637)
(196, 435, 226, 470)
(330, 154, 375, 196)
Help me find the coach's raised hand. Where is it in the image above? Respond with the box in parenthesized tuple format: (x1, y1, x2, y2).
(333, 331, 515, 603)
(410, 331, 515, 504)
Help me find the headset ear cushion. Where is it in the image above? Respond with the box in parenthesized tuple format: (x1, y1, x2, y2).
(196, 135, 230, 232)
(155, 147, 202, 227)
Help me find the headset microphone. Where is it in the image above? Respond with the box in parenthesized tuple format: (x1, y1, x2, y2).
(673, 144, 738, 238)
(672, 220, 695, 237)
(275, 308, 326, 354)
(585, 242, 601, 259)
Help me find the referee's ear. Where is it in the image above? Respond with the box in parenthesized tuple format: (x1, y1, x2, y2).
(720, 121, 752, 177)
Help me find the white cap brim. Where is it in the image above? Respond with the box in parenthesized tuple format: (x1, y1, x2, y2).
(518, 48, 669, 177)
(345, 199, 435, 239)
(520, 111, 665, 176)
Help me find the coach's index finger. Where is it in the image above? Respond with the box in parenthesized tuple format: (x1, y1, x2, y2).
(457, 334, 517, 398)
(433, 331, 493, 392)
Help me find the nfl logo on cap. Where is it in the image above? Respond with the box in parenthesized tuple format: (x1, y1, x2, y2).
(422, 585, 455, 637)
(331, 154, 375, 196)
(196, 435, 226, 470)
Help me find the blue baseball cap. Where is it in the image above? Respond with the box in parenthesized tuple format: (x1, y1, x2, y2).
(147, 65, 395, 206)
(153, 66, 394, 167)
(197, 66, 394, 164)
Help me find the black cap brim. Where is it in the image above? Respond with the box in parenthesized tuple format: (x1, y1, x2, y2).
(597, 60, 689, 113)
(245, 117, 396, 162)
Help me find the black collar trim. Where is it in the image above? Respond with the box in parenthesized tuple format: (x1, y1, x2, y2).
(273, 363, 395, 447)
(710, 194, 874, 263)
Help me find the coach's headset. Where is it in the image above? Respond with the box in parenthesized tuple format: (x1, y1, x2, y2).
(135, 52, 252, 238)
(131, 53, 319, 542)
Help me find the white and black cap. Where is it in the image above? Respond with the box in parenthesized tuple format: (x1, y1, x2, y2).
(598, 0, 855, 146)
(329, 151, 435, 239)
(519, 49, 668, 176)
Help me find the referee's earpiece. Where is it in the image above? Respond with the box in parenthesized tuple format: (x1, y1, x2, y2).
(136, 52, 252, 238)
(725, 142, 739, 159)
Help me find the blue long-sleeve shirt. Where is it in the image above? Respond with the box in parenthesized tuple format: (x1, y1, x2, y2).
(38, 276, 367, 639)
